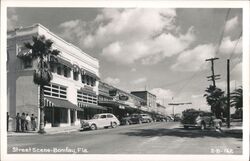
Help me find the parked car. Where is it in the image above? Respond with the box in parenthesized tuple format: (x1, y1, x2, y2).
(140, 114, 153, 123)
(81, 113, 120, 130)
(181, 109, 222, 130)
(166, 116, 174, 122)
(121, 114, 144, 125)
(154, 114, 168, 122)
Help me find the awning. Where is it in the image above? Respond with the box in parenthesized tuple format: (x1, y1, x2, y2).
(44, 97, 83, 111)
(50, 55, 73, 69)
(17, 48, 32, 59)
(78, 102, 107, 110)
(56, 56, 73, 68)
(73, 64, 80, 73)
(80, 68, 100, 80)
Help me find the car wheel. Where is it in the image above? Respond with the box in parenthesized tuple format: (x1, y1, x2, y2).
(201, 123, 206, 130)
(111, 122, 117, 128)
(90, 124, 97, 130)
(138, 120, 142, 124)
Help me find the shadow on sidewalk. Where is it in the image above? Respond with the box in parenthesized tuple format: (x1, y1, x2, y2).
(120, 127, 242, 139)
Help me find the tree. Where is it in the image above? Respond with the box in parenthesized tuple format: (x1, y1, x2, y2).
(20, 35, 60, 133)
(230, 86, 243, 119)
(204, 85, 226, 118)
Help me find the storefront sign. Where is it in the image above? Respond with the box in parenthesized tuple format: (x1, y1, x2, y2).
(119, 94, 129, 101)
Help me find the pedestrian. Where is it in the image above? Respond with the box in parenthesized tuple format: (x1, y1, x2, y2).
(31, 114, 36, 131)
(15, 113, 21, 132)
(20, 113, 26, 132)
(25, 113, 31, 131)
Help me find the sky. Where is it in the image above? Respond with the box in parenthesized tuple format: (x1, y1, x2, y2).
(7, 7, 242, 115)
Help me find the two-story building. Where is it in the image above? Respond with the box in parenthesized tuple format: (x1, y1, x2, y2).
(7, 24, 103, 130)
(130, 91, 157, 113)
(98, 81, 147, 120)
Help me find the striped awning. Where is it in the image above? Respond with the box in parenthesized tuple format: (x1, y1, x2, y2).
(17, 48, 32, 59)
(78, 102, 107, 110)
(44, 97, 55, 107)
(44, 97, 83, 111)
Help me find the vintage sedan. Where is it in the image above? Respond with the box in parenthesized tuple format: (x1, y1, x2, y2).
(81, 113, 120, 130)
(181, 109, 222, 130)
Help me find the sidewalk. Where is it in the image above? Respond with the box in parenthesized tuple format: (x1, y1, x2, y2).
(220, 121, 242, 134)
(7, 125, 80, 136)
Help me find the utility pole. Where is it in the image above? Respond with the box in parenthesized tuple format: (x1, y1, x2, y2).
(206, 58, 220, 87)
(227, 59, 230, 128)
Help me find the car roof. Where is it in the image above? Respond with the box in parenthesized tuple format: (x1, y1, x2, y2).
(96, 113, 114, 115)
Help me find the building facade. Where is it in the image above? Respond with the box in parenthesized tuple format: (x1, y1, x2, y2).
(130, 91, 157, 112)
(98, 81, 147, 120)
(7, 24, 101, 130)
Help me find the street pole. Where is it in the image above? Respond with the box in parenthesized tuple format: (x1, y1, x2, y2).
(227, 59, 230, 128)
(206, 58, 220, 87)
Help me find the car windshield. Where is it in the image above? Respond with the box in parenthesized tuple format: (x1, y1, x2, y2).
(92, 114, 99, 119)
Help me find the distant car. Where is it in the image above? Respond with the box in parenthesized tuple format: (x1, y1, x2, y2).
(165, 116, 174, 122)
(154, 115, 168, 122)
(121, 114, 144, 125)
(81, 113, 120, 130)
(140, 114, 153, 123)
(181, 110, 222, 130)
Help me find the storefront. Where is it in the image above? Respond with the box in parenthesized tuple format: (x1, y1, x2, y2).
(78, 102, 107, 120)
(44, 97, 83, 128)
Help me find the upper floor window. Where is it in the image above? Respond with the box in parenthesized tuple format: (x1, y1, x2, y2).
(73, 71, 79, 81)
(44, 83, 67, 99)
(63, 66, 70, 78)
(23, 59, 33, 69)
(50, 64, 55, 73)
(57, 66, 62, 75)
(77, 90, 97, 104)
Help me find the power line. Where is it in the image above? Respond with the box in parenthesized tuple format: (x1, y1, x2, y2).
(229, 31, 242, 60)
(173, 8, 231, 98)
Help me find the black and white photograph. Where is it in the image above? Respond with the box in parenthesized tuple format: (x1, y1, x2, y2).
(1, 1, 249, 161)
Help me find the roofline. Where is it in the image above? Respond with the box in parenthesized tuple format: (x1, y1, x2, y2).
(130, 91, 156, 97)
(8, 23, 99, 62)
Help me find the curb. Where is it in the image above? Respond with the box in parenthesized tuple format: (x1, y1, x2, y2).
(221, 128, 242, 135)
(8, 129, 80, 136)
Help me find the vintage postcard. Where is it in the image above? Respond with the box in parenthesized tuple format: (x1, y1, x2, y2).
(1, 0, 249, 161)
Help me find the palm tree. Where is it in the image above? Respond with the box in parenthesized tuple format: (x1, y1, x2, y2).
(204, 85, 226, 118)
(230, 86, 243, 119)
(20, 35, 60, 133)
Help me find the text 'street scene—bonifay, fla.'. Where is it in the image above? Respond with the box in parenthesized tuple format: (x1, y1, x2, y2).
(2, 1, 249, 161)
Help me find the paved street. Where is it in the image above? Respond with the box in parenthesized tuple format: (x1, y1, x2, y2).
(8, 122, 242, 154)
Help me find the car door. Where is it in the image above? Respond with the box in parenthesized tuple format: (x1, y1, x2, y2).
(99, 114, 108, 127)
(107, 114, 115, 124)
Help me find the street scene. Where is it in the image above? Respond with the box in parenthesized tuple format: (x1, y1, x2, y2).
(5, 6, 244, 157)
(8, 122, 242, 154)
